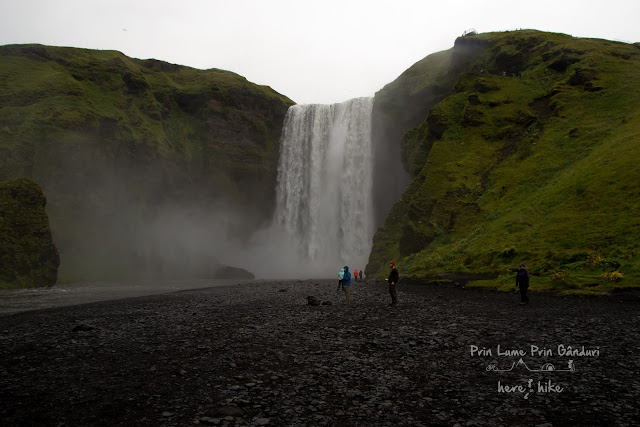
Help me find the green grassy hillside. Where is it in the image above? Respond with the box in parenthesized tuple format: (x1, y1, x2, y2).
(0, 44, 293, 281)
(367, 30, 640, 294)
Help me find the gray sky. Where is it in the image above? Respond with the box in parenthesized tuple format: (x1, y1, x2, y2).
(1, 0, 639, 104)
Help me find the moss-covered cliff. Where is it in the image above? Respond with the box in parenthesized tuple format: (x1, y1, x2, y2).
(0, 177, 59, 288)
(367, 30, 640, 294)
(0, 44, 294, 281)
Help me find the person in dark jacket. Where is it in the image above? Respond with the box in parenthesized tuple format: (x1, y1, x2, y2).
(388, 260, 399, 305)
(515, 263, 530, 304)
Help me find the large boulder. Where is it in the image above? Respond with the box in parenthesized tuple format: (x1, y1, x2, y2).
(215, 265, 255, 280)
(0, 178, 60, 287)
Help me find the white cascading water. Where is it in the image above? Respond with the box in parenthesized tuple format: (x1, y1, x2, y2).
(273, 97, 375, 276)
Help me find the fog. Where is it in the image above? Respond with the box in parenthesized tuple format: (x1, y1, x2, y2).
(225, 224, 331, 279)
(49, 193, 346, 282)
(38, 139, 348, 282)
(133, 203, 247, 278)
(134, 202, 340, 280)
(32, 134, 270, 282)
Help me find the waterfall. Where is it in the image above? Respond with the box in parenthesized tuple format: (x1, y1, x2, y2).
(273, 97, 375, 276)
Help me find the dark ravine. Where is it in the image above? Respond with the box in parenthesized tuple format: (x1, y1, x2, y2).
(1, 281, 638, 426)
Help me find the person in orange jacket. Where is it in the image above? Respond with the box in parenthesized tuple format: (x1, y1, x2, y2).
(354, 269, 359, 281)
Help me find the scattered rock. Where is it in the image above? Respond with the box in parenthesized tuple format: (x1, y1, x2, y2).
(307, 296, 321, 306)
(72, 324, 95, 332)
(1, 279, 637, 426)
(214, 406, 243, 417)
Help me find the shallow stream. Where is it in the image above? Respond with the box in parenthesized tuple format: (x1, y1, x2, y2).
(0, 279, 242, 315)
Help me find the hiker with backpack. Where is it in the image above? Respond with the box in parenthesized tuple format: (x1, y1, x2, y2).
(342, 266, 352, 304)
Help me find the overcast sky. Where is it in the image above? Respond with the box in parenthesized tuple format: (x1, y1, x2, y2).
(1, 0, 639, 104)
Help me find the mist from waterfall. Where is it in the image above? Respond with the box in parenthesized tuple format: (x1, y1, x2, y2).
(239, 97, 375, 279)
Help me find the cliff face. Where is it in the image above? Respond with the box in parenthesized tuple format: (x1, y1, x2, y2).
(0, 44, 294, 281)
(371, 39, 492, 225)
(372, 50, 454, 225)
(367, 30, 640, 292)
(0, 178, 59, 288)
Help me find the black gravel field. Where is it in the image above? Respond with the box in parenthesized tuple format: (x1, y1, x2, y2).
(1, 280, 638, 426)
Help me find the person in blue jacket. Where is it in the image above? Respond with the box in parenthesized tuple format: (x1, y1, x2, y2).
(342, 265, 352, 304)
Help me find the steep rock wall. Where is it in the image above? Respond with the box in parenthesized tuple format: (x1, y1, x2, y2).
(0, 177, 59, 288)
(367, 30, 640, 291)
(0, 44, 293, 280)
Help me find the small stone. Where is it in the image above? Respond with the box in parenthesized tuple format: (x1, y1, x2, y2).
(215, 405, 243, 417)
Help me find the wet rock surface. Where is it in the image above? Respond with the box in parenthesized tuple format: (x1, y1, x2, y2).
(1, 280, 638, 426)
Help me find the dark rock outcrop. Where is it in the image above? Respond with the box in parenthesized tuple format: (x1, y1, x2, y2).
(215, 265, 255, 280)
(0, 177, 59, 287)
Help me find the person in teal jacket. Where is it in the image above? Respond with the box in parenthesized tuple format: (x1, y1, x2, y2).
(342, 266, 352, 304)
(337, 268, 344, 291)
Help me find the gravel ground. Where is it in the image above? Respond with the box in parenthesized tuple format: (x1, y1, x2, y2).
(1, 279, 639, 426)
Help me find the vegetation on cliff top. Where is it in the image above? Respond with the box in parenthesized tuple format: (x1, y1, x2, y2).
(366, 30, 640, 294)
(0, 177, 59, 288)
(0, 44, 293, 281)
